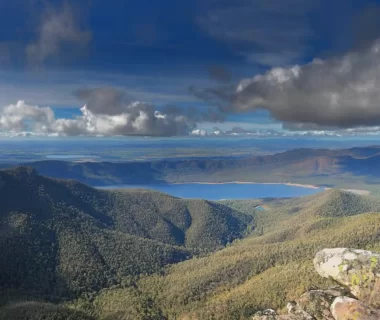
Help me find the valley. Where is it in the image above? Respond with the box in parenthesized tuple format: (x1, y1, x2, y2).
(4, 2, 380, 318)
(2, 166, 380, 319)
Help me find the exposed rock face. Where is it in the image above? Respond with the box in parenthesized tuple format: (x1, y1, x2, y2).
(314, 248, 380, 308)
(252, 309, 278, 320)
(253, 248, 380, 320)
(295, 288, 348, 320)
(331, 297, 380, 320)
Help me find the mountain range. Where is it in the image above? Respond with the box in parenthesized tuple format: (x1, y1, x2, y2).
(2, 167, 380, 319)
(5, 145, 380, 188)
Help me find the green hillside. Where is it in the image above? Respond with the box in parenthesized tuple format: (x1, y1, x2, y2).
(3, 169, 380, 320)
(107, 189, 252, 250)
(0, 302, 94, 320)
(69, 190, 380, 320)
(0, 167, 251, 304)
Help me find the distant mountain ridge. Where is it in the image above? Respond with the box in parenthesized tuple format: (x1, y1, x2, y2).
(7, 145, 380, 187)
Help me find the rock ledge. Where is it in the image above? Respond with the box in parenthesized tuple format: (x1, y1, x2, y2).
(253, 248, 380, 320)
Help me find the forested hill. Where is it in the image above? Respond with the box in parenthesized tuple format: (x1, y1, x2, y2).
(3, 167, 380, 319)
(0, 167, 251, 302)
(76, 189, 380, 320)
(15, 145, 380, 187)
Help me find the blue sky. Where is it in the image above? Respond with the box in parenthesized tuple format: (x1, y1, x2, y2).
(1, 0, 380, 137)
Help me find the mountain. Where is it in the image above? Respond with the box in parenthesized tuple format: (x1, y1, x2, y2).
(0, 167, 251, 304)
(67, 190, 380, 320)
(311, 189, 380, 217)
(9, 146, 380, 188)
(3, 168, 380, 319)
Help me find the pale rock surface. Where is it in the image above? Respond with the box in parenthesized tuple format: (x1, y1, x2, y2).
(331, 296, 380, 320)
(253, 248, 380, 320)
(314, 248, 380, 308)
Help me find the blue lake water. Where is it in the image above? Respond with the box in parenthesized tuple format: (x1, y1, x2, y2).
(46, 155, 99, 159)
(99, 183, 325, 200)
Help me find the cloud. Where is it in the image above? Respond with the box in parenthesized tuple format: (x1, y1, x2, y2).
(3, 100, 380, 138)
(197, 0, 315, 66)
(75, 86, 225, 123)
(208, 66, 232, 82)
(193, 125, 346, 137)
(0, 101, 55, 133)
(352, 4, 380, 51)
(0, 97, 194, 137)
(26, 3, 91, 65)
(74, 87, 131, 115)
(282, 122, 337, 131)
(56, 103, 192, 136)
(193, 39, 380, 129)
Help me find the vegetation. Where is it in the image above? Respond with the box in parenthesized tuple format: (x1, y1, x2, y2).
(0, 167, 250, 304)
(0, 302, 94, 320)
(71, 190, 380, 319)
(3, 167, 380, 319)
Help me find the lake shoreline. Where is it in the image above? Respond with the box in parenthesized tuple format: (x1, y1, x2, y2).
(99, 182, 371, 198)
(98, 182, 325, 200)
(172, 181, 323, 190)
(172, 182, 371, 195)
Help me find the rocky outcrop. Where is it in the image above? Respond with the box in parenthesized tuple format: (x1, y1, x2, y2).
(252, 309, 278, 320)
(252, 248, 380, 320)
(330, 297, 380, 320)
(292, 287, 350, 320)
(314, 248, 380, 308)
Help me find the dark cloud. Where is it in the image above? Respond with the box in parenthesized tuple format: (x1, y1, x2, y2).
(74, 87, 131, 115)
(197, 0, 316, 66)
(352, 4, 380, 51)
(192, 39, 380, 129)
(208, 65, 232, 82)
(189, 84, 234, 111)
(164, 104, 225, 123)
(26, 2, 91, 66)
(76, 87, 224, 124)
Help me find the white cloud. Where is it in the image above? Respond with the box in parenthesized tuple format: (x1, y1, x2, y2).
(0, 101, 55, 133)
(4, 101, 380, 138)
(0, 100, 193, 137)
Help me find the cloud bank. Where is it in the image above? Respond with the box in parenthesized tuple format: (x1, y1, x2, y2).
(234, 40, 380, 129)
(192, 39, 380, 131)
(0, 98, 193, 137)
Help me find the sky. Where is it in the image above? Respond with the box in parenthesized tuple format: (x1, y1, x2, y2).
(2, 0, 380, 137)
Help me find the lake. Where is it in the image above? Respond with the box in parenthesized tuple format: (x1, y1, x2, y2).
(46, 154, 100, 159)
(99, 183, 325, 200)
